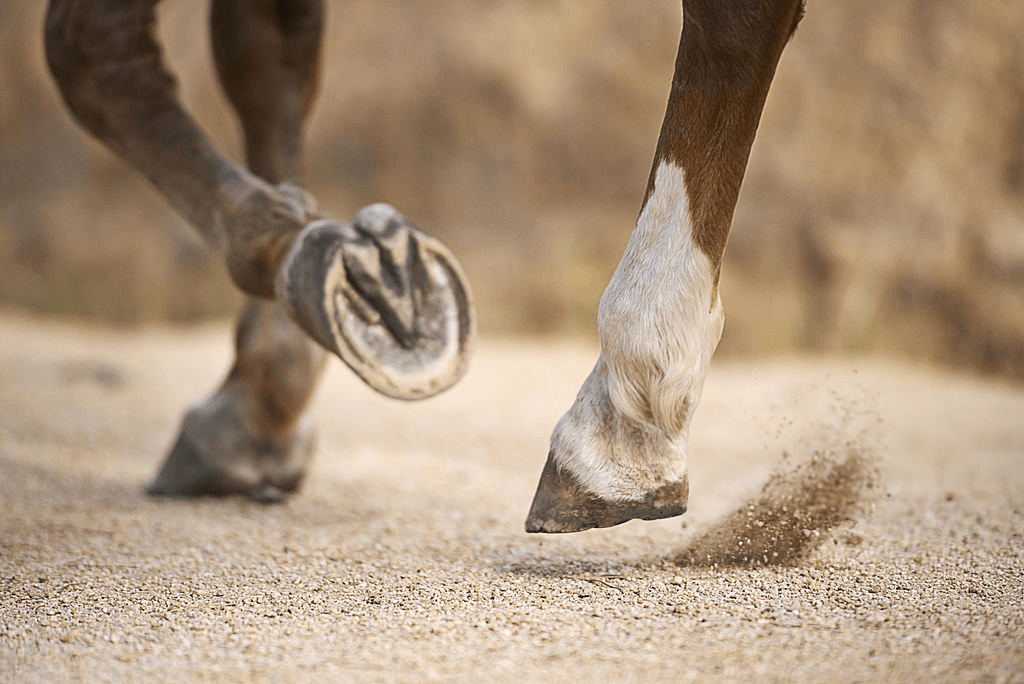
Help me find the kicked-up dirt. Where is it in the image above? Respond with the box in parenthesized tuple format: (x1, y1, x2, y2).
(1, 312, 1022, 682)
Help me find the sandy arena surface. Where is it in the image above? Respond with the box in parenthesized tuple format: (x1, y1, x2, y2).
(1, 313, 1022, 682)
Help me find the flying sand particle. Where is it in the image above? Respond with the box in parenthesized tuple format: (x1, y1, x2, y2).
(676, 448, 879, 568)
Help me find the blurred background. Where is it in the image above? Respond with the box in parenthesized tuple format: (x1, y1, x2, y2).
(1, 0, 1022, 381)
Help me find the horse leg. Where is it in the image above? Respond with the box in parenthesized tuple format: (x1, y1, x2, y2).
(44, 0, 474, 405)
(147, 0, 328, 500)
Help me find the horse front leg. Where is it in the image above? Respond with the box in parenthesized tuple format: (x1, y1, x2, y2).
(525, 0, 806, 532)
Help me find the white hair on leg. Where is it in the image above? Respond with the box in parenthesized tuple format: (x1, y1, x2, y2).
(550, 160, 725, 501)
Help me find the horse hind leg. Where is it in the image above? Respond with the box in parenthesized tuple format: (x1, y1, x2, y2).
(45, 0, 474, 415)
(206, 0, 476, 403)
(210, 0, 324, 187)
(147, 298, 327, 501)
(147, 0, 328, 500)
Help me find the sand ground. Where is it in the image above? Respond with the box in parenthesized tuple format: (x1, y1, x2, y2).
(1, 312, 1022, 683)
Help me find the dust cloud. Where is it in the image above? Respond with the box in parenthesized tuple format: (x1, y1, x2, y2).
(676, 448, 879, 568)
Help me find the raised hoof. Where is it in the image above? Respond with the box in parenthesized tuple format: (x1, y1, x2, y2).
(278, 203, 475, 400)
(524, 454, 688, 533)
(145, 410, 311, 503)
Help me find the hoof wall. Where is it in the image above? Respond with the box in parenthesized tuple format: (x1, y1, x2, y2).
(145, 418, 306, 503)
(145, 431, 249, 499)
(524, 455, 688, 533)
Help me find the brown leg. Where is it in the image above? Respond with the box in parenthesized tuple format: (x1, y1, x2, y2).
(210, 0, 324, 186)
(44, 0, 305, 297)
(147, 0, 327, 500)
(45, 0, 473, 405)
(147, 299, 327, 500)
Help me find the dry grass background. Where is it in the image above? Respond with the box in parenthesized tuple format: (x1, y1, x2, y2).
(1, 0, 1023, 378)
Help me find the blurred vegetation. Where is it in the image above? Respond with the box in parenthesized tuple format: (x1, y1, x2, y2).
(1, 1, 1023, 380)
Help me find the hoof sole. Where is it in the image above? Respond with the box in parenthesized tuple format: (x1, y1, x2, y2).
(278, 203, 474, 400)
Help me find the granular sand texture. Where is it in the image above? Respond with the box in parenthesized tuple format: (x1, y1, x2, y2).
(1, 314, 1022, 682)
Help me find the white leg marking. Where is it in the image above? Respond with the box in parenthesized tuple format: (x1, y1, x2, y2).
(550, 161, 725, 500)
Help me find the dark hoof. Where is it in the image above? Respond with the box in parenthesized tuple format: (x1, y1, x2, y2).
(145, 408, 312, 502)
(277, 203, 475, 400)
(146, 430, 238, 498)
(524, 454, 688, 533)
